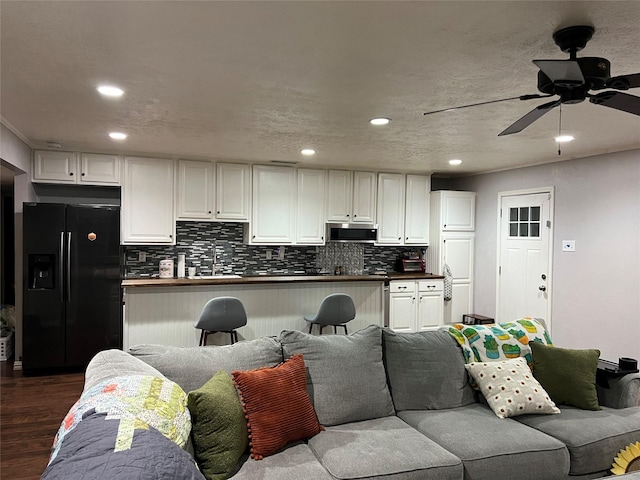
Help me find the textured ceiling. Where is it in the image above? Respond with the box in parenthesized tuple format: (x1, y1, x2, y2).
(1, 1, 639, 176)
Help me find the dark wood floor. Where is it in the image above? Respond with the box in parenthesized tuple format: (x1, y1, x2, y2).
(0, 358, 85, 479)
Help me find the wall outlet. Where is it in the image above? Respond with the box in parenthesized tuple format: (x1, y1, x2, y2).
(138, 251, 147, 262)
(562, 240, 576, 252)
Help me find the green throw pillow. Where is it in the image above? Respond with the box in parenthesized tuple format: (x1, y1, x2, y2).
(529, 342, 601, 410)
(188, 370, 248, 479)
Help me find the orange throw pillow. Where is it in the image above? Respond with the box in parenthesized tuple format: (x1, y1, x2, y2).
(232, 353, 323, 460)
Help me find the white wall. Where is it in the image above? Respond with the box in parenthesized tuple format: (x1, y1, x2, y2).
(1, 123, 34, 363)
(452, 149, 640, 361)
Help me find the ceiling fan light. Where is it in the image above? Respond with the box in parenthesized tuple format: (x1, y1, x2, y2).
(97, 85, 124, 97)
(370, 117, 390, 126)
(449, 159, 463, 166)
(555, 135, 574, 143)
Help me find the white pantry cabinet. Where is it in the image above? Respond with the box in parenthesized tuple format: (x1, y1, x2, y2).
(216, 163, 250, 221)
(249, 165, 296, 244)
(327, 170, 376, 223)
(33, 151, 121, 185)
(296, 168, 326, 244)
(176, 160, 214, 220)
(376, 173, 405, 245)
(388, 279, 444, 332)
(121, 157, 176, 245)
(404, 174, 430, 244)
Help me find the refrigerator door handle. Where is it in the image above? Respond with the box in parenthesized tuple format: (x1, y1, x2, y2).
(67, 232, 72, 303)
(60, 231, 65, 302)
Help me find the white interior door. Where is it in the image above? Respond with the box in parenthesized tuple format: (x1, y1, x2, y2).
(497, 191, 552, 324)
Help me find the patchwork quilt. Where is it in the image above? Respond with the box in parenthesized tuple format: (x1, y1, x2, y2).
(42, 375, 204, 480)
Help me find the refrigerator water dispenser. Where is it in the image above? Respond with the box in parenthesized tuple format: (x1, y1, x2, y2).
(29, 254, 55, 289)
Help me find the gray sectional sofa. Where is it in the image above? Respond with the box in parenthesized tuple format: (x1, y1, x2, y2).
(44, 325, 640, 480)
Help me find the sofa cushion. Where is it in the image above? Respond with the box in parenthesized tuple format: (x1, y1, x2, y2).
(187, 371, 248, 479)
(232, 354, 323, 459)
(129, 337, 283, 392)
(529, 342, 601, 410)
(279, 325, 395, 426)
(383, 328, 475, 411)
(449, 317, 551, 365)
(308, 416, 462, 480)
(399, 403, 570, 480)
(515, 406, 640, 475)
(465, 357, 560, 418)
(232, 442, 333, 479)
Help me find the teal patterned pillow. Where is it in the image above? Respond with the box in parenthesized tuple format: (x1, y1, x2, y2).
(449, 317, 552, 366)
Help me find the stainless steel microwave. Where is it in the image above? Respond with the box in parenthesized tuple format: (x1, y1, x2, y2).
(327, 223, 378, 243)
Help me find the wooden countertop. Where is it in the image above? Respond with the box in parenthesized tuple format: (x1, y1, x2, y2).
(122, 272, 444, 288)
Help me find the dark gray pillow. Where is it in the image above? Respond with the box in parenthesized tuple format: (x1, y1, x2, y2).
(280, 325, 395, 426)
(128, 337, 283, 393)
(383, 328, 475, 411)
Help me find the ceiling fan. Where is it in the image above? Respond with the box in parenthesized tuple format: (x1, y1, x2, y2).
(423, 25, 640, 136)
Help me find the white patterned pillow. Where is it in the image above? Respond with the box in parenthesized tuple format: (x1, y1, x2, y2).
(465, 357, 560, 419)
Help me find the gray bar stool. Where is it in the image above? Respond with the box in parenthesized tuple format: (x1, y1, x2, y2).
(194, 296, 247, 346)
(304, 293, 356, 335)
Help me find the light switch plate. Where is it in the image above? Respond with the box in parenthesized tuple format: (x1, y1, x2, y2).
(562, 240, 576, 252)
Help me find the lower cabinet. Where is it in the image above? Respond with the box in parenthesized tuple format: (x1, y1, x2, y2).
(389, 279, 444, 332)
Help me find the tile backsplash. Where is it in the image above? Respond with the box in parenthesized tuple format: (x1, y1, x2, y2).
(124, 222, 423, 277)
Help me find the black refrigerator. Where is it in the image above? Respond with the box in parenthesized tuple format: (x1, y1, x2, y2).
(23, 203, 122, 373)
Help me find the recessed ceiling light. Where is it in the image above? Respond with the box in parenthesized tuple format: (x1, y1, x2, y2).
(370, 117, 391, 126)
(554, 135, 574, 143)
(109, 132, 127, 140)
(449, 159, 463, 166)
(97, 85, 124, 97)
(301, 148, 315, 156)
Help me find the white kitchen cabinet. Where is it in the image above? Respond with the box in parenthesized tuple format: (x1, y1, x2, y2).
(79, 153, 121, 185)
(376, 173, 405, 245)
(296, 168, 326, 244)
(389, 279, 444, 332)
(176, 160, 214, 220)
(436, 190, 476, 231)
(33, 151, 121, 185)
(32, 150, 78, 184)
(249, 165, 296, 244)
(404, 174, 431, 245)
(121, 157, 176, 245)
(428, 190, 476, 325)
(327, 170, 376, 223)
(216, 163, 250, 221)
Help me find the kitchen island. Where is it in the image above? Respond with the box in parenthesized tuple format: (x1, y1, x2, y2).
(122, 273, 443, 348)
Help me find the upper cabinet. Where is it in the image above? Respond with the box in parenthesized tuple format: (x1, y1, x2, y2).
(33, 151, 121, 185)
(216, 163, 250, 221)
(327, 170, 376, 223)
(296, 168, 326, 244)
(176, 160, 214, 220)
(376, 173, 405, 245)
(249, 165, 296, 244)
(404, 174, 431, 245)
(121, 157, 176, 245)
(437, 190, 476, 231)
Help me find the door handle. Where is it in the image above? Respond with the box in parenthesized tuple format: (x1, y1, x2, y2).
(67, 232, 72, 303)
(538, 285, 546, 292)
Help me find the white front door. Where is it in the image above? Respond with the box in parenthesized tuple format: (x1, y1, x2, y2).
(497, 190, 553, 324)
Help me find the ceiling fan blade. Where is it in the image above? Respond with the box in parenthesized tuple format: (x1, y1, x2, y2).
(423, 94, 550, 116)
(498, 99, 562, 136)
(589, 91, 640, 116)
(605, 73, 640, 90)
(533, 60, 585, 86)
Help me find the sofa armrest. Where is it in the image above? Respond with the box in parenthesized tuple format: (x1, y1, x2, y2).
(597, 372, 640, 409)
